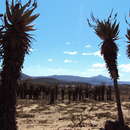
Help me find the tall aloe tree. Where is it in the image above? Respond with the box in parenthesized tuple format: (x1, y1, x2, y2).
(87, 11, 124, 125)
(0, 0, 39, 129)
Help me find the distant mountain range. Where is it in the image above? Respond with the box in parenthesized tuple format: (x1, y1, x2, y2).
(21, 73, 130, 85)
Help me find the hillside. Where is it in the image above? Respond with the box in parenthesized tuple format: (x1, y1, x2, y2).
(21, 74, 130, 85)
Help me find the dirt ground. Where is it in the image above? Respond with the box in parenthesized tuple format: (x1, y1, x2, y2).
(16, 99, 130, 130)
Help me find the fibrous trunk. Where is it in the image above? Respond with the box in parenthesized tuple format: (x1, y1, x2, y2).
(0, 37, 25, 130)
(113, 79, 124, 125)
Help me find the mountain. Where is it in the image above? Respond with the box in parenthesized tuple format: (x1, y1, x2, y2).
(47, 75, 130, 85)
(49, 75, 113, 85)
(26, 77, 60, 85)
(21, 74, 130, 85)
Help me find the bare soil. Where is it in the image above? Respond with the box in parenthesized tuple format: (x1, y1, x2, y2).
(17, 99, 130, 130)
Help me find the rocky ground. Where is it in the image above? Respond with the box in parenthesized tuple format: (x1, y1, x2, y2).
(17, 99, 130, 130)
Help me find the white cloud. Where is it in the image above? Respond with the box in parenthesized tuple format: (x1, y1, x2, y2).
(87, 62, 107, 76)
(64, 59, 73, 63)
(92, 63, 105, 68)
(22, 65, 45, 76)
(29, 48, 38, 53)
(64, 59, 78, 63)
(48, 58, 53, 62)
(23, 65, 87, 77)
(65, 42, 71, 45)
(81, 52, 88, 56)
(88, 68, 106, 74)
(64, 51, 78, 55)
(29, 48, 33, 52)
(22, 62, 130, 81)
(85, 44, 91, 48)
(81, 51, 102, 58)
(89, 63, 130, 81)
(119, 64, 130, 72)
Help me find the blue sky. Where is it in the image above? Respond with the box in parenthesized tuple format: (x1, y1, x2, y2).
(1, 0, 130, 81)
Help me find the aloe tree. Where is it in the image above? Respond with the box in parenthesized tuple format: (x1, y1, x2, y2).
(87, 11, 124, 125)
(0, 0, 39, 129)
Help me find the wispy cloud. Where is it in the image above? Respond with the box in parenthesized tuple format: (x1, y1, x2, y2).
(29, 48, 33, 52)
(29, 48, 37, 52)
(81, 52, 89, 55)
(119, 64, 130, 72)
(23, 65, 87, 77)
(88, 68, 106, 74)
(64, 51, 78, 55)
(88, 62, 107, 75)
(92, 63, 105, 68)
(81, 51, 102, 58)
(64, 59, 73, 63)
(22, 63, 130, 81)
(65, 41, 71, 45)
(48, 58, 54, 62)
(64, 59, 78, 63)
(85, 44, 91, 48)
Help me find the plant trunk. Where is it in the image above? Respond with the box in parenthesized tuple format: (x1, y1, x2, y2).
(113, 79, 124, 125)
(0, 71, 17, 130)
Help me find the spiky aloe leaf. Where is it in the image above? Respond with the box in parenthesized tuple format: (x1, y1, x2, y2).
(24, 14, 39, 25)
(24, 25, 35, 31)
(3, 0, 39, 51)
(127, 44, 130, 58)
(4, 14, 10, 28)
(88, 12, 119, 41)
(125, 15, 130, 59)
(16, 0, 31, 17)
(6, 0, 14, 24)
(126, 30, 130, 58)
(126, 30, 130, 41)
